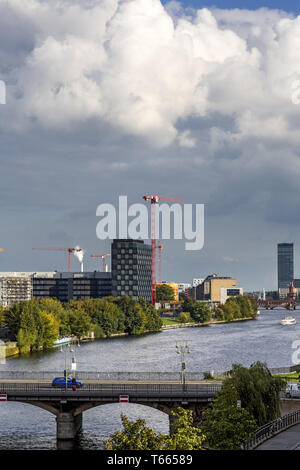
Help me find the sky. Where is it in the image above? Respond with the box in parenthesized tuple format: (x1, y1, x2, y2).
(1, 0, 300, 291)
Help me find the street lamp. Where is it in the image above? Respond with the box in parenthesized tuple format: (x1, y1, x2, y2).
(60, 343, 74, 391)
(176, 342, 190, 390)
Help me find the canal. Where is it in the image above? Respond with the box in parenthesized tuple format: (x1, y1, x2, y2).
(0, 308, 299, 449)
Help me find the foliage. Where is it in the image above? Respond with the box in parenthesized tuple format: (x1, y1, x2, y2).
(156, 284, 175, 302)
(213, 295, 257, 322)
(166, 408, 206, 450)
(105, 414, 166, 450)
(203, 382, 257, 450)
(177, 312, 192, 323)
(0, 305, 6, 327)
(5, 295, 162, 353)
(105, 407, 206, 451)
(182, 298, 211, 323)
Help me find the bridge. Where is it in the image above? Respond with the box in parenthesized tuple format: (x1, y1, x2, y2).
(257, 299, 296, 310)
(0, 372, 221, 448)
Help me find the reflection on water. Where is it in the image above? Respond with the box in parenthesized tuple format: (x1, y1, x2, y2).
(0, 308, 299, 449)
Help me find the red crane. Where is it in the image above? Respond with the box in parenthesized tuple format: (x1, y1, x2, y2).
(143, 196, 183, 305)
(90, 253, 111, 272)
(156, 241, 163, 284)
(32, 247, 82, 272)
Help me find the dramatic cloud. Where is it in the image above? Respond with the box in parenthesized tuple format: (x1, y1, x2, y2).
(1, 0, 299, 148)
(1, 0, 300, 289)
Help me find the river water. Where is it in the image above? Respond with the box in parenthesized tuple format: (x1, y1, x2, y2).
(0, 308, 299, 449)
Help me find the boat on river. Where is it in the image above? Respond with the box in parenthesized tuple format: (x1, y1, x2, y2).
(280, 316, 296, 325)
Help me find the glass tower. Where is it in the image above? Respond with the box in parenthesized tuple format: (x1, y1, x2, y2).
(111, 239, 152, 303)
(277, 243, 294, 293)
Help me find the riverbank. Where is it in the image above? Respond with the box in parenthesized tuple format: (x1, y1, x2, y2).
(161, 315, 256, 330)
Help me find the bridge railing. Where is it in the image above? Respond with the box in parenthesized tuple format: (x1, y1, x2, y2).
(243, 409, 300, 450)
(0, 370, 228, 381)
(0, 381, 222, 395)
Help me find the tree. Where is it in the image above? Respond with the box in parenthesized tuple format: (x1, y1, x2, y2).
(203, 382, 257, 450)
(0, 306, 6, 327)
(156, 284, 175, 302)
(178, 312, 192, 323)
(116, 296, 146, 335)
(105, 414, 166, 450)
(105, 407, 206, 451)
(166, 407, 206, 450)
(224, 362, 285, 426)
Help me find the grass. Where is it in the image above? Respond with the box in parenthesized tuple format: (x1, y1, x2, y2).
(161, 317, 183, 325)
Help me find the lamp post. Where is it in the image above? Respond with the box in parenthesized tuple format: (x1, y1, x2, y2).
(176, 342, 190, 391)
(60, 343, 74, 391)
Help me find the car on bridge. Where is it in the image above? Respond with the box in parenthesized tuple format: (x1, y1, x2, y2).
(52, 377, 83, 388)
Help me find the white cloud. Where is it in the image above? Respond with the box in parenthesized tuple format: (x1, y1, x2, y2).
(1, 0, 300, 150)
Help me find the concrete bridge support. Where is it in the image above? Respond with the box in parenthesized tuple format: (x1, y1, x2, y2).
(56, 412, 82, 440)
(56, 411, 82, 450)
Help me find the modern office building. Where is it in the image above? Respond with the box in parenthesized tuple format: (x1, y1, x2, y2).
(196, 274, 237, 302)
(32, 272, 112, 302)
(111, 239, 152, 302)
(0, 271, 112, 306)
(178, 283, 192, 296)
(192, 278, 204, 288)
(278, 243, 294, 298)
(220, 287, 243, 304)
(0, 273, 32, 307)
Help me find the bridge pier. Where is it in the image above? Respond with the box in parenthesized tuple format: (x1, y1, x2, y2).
(56, 412, 82, 441)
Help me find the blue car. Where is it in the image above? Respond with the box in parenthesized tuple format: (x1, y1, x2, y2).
(52, 377, 83, 388)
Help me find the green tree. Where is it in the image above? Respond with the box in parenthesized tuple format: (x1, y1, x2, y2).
(105, 407, 206, 451)
(116, 296, 146, 335)
(156, 284, 175, 302)
(166, 407, 206, 450)
(0, 306, 6, 327)
(105, 414, 166, 450)
(203, 382, 257, 450)
(225, 362, 285, 426)
(178, 312, 192, 323)
(66, 309, 92, 338)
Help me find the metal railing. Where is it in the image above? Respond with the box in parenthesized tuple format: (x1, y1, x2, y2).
(0, 370, 226, 381)
(244, 410, 300, 450)
(0, 366, 298, 382)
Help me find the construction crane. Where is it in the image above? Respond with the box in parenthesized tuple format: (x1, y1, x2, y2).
(32, 247, 82, 272)
(156, 241, 163, 284)
(90, 253, 111, 272)
(143, 196, 183, 305)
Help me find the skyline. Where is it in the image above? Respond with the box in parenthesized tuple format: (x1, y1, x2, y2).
(1, 0, 300, 290)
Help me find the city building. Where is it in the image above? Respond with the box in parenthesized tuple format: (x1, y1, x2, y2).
(192, 278, 204, 288)
(0, 271, 112, 306)
(0, 273, 32, 307)
(111, 239, 152, 303)
(220, 287, 243, 304)
(32, 272, 112, 302)
(196, 274, 237, 302)
(178, 283, 192, 296)
(278, 243, 294, 298)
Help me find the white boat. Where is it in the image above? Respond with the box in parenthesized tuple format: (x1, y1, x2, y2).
(257, 310, 260, 315)
(280, 316, 296, 325)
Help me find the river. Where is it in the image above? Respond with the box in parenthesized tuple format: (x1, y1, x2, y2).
(0, 308, 299, 449)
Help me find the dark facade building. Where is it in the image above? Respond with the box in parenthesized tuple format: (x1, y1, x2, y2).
(32, 272, 112, 303)
(111, 239, 152, 303)
(278, 243, 294, 297)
